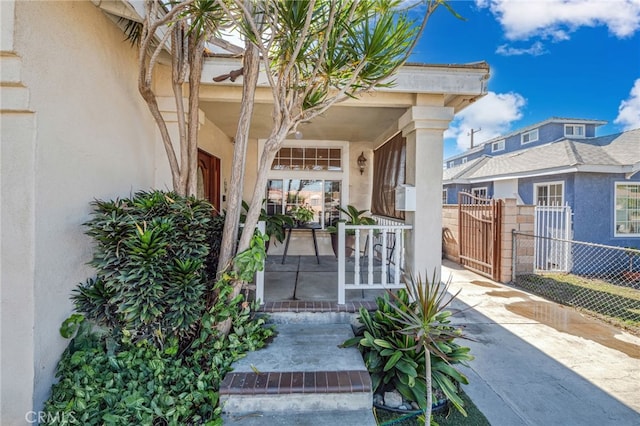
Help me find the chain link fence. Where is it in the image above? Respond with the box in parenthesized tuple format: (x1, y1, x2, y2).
(512, 231, 640, 335)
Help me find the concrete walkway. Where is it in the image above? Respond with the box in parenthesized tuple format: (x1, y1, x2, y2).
(443, 260, 640, 426)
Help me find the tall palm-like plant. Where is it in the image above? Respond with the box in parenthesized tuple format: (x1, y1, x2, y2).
(385, 271, 470, 424)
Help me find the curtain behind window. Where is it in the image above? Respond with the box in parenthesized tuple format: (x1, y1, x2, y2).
(371, 132, 405, 220)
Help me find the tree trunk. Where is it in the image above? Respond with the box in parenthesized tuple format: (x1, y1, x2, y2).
(217, 41, 260, 274)
(186, 33, 205, 196)
(214, 41, 260, 337)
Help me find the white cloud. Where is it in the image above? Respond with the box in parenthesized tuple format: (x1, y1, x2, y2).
(478, 0, 640, 41)
(614, 78, 640, 130)
(495, 41, 547, 56)
(445, 91, 526, 152)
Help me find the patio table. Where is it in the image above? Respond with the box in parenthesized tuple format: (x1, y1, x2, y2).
(281, 223, 321, 264)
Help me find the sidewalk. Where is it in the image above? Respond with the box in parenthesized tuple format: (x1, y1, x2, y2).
(443, 260, 640, 426)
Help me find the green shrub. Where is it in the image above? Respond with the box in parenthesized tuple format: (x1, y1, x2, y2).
(343, 287, 472, 415)
(44, 292, 272, 426)
(45, 190, 274, 424)
(72, 190, 215, 345)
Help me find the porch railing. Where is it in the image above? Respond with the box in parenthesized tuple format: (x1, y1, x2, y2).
(337, 222, 412, 304)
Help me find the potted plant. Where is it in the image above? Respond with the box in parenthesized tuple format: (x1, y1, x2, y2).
(342, 272, 473, 423)
(241, 201, 294, 251)
(326, 205, 376, 258)
(289, 204, 315, 227)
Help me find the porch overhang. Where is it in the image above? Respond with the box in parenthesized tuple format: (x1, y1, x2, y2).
(199, 56, 489, 142)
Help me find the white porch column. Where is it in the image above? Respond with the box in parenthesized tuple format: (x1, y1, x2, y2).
(399, 106, 454, 280)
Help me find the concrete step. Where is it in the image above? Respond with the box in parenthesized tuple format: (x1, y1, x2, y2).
(258, 300, 377, 324)
(222, 409, 377, 425)
(219, 323, 372, 416)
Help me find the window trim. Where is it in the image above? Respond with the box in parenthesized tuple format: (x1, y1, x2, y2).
(491, 140, 505, 152)
(564, 124, 585, 138)
(614, 181, 640, 237)
(534, 180, 565, 206)
(261, 139, 350, 220)
(521, 128, 539, 145)
(471, 186, 488, 200)
(442, 189, 448, 205)
(461, 157, 467, 164)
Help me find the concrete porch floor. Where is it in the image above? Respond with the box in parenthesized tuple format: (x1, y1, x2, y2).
(261, 255, 387, 303)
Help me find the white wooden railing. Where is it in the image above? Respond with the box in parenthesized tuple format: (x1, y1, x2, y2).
(337, 221, 412, 304)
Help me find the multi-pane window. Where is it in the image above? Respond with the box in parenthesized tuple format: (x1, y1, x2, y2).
(271, 147, 342, 171)
(615, 183, 640, 236)
(472, 187, 488, 199)
(266, 179, 341, 229)
(461, 157, 468, 164)
(492, 140, 505, 152)
(564, 124, 585, 138)
(535, 182, 563, 206)
(521, 129, 539, 144)
(442, 189, 448, 204)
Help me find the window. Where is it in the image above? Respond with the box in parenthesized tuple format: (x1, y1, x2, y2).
(564, 124, 585, 138)
(472, 187, 488, 200)
(266, 179, 341, 229)
(461, 157, 467, 164)
(442, 189, 448, 204)
(448, 161, 454, 168)
(521, 129, 539, 144)
(492, 140, 505, 152)
(535, 181, 564, 206)
(271, 147, 342, 171)
(615, 183, 640, 236)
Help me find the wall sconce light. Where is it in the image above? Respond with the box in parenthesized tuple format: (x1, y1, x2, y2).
(357, 152, 367, 175)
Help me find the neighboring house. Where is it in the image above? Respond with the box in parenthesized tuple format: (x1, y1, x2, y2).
(443, 117, 640, 249)
(0, 1, 488, 422)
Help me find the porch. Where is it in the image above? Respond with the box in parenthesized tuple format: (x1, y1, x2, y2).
(257, 255, 387, 312)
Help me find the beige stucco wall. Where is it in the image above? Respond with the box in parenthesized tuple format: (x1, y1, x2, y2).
(1, 1, 162, 423)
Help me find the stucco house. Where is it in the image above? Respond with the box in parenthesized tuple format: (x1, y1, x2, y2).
(442, 117, 640, 249)
(0, 1, 489, 423)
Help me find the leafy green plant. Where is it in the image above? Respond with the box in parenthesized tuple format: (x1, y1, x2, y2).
(72, 190, 215, 346)
(45, 290, 273, 426)
(289, 203, 315, 224)
(241, 200, 294, 246)
(343, 273, 472, 424)
(46, 203, 274, 425)
(326, 205, 376, 234)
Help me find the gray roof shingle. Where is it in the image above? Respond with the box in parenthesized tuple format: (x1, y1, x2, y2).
(443, 128, 640, 182)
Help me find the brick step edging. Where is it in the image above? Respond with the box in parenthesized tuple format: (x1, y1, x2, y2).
(220, 370, 371, 396)
(258, 301, 377, 313)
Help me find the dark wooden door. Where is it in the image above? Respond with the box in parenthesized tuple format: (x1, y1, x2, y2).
(198, 149, 221, 214)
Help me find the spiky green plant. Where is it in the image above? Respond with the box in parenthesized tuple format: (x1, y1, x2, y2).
(387, 272, 472, 423)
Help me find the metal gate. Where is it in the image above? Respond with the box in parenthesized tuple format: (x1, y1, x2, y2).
(534, 204, 573, 272)
(458, 192, 503, 280)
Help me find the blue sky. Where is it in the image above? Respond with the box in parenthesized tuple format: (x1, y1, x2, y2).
(407, 0, 640, 159)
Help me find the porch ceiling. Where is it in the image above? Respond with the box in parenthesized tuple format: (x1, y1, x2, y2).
(199, 56, 490, 143)
(198, 100, 406, 142)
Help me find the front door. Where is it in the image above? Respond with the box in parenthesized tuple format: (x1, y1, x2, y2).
(197, 149, 221, 213)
